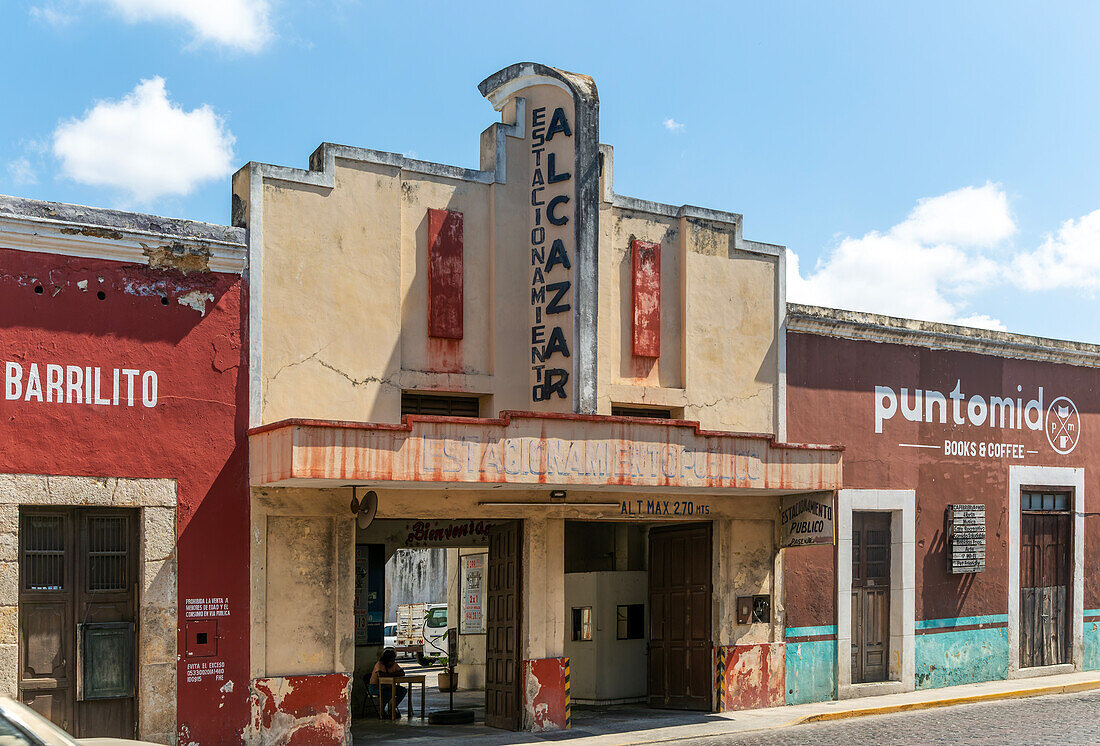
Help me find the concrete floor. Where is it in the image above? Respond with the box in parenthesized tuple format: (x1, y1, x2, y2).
(352, 669, 1100, 745)
(351, 662, 718, 745)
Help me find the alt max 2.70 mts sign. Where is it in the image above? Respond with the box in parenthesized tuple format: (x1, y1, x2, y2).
(874, 380, 1080, 457)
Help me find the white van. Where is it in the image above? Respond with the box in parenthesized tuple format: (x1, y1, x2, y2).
(419, 604, 448, 665)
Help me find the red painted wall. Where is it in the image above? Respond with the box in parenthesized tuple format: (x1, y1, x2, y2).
(631, 240, 660, 358)
(786, 331, 1099, 627)
(427, 208, 463, 340)
(0, 247, 249, 743)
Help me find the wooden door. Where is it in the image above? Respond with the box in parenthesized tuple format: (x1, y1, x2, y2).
(852, 512, 890, 684)
(485, 521, 521, 730)
(648, 523, 712, 710)
(18, 509, 137, 739)
(1021, 491, 1071, 668)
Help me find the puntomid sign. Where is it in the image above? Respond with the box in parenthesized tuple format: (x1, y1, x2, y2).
(874, 380, 1080, 457)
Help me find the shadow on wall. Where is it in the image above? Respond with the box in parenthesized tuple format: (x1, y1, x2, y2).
(922, 521, 979, 621)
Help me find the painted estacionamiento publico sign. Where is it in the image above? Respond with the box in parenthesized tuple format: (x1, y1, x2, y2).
(874, 380, 1081, 457)
(780, 492, 835, 548)
(249, 414, 842, 491)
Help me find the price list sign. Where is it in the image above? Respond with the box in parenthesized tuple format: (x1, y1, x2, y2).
(948, 504, 985, 573)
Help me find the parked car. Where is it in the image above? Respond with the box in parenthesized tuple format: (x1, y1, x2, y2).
(0, 697, 159, 745)
(383, 621, 398, 652)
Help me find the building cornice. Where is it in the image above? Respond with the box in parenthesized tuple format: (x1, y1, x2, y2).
(0, 195, 246, 274)
(787, 303, 1100, 369)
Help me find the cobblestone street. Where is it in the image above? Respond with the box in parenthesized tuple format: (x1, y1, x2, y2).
(696, 691, 1100, 745)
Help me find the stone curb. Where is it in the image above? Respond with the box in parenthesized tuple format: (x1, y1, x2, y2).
(791, 678, 1100, 725)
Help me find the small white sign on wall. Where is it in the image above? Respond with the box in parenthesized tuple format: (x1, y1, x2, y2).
(460, 553, 486, 634)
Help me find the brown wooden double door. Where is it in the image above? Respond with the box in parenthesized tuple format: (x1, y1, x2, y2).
(18, 508, 138, 739)
(852, 512, 890, 684)
(648, 524, 712, 710)
(1021, 491, 1072, 668)
(485, 520, 521, 730)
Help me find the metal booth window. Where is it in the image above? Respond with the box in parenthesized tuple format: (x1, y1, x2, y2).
(616, 604, 644, 639)
(572, 607, 593, 641)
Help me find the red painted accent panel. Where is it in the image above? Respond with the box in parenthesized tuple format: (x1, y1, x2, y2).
(523, 657, 570, 732)
(631, 240, 661, 358)
(250, 674, 351, 745)
(718, 643, 785, 711)
(428, 208, 463, 339)
(0, 247, 249, 744)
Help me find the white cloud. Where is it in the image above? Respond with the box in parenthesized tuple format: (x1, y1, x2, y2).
(29, 5, 75, 26)
(663, 117, 684, 133)
(95, 0, 273, 52)
(53, 77, 236, 202)
(6, 158, 37, 186)
(1010, 209, 1100, 293)
(954, 314, 1008, 332)
(787, 183, 1013, 328)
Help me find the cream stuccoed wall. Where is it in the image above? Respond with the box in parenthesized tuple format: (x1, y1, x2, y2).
(249, 487, 355, 681)
(234, 68, 785, 436)
(597, 146, 783, 433)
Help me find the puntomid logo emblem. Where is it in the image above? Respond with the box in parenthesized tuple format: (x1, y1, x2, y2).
(1045, 397, 1080, 455)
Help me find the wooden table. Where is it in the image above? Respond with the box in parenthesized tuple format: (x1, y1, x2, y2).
(378, 674, 426, 720)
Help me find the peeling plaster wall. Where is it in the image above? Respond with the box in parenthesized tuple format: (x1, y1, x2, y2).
(0, 244, 249, 744)
(250, 490, 354, 681)
(717, 642, 785, 711)
(248, 673, 351, 746)
(386, 548, 447, 617)
(522, 657, 570, 732)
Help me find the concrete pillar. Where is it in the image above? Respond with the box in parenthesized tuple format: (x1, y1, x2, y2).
(712, 518, 737, 647)
(519, 517, 570, 732)
(521, 517, 565, 661)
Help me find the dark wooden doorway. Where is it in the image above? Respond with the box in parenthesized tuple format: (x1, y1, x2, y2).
(1021, 491, 1072, 668)
(852, 512, 890, 684)
(647, 523, 712, 710)
(485, 520, 521, 730)
(18, 508, 138, 739)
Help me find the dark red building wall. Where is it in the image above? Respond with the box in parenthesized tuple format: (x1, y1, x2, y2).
(0, 247, 249, 743)
(787, 331, 1099, 627)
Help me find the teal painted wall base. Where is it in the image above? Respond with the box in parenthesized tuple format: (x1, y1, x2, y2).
(1084, 615, 1100, 671)
(914, 620, 1009, 689)
(785, 639, 837, 705)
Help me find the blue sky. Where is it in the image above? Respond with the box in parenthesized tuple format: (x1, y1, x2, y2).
(2, 1, 1098, 343)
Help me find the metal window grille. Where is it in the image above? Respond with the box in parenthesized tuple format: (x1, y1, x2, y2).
(400, 392, 480, 417)
(86, 516, 128, 592)
(610, 405, 673, 419)
(1022, 491, 1071, 512)
(23, 515, 65, 591)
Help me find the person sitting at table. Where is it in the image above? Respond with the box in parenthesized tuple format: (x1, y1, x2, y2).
(369, 648, 407, 718)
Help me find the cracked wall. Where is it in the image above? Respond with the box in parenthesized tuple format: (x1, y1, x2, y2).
(239, 74, 783, 436)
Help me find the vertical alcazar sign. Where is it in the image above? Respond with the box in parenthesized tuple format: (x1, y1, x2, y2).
(480, 63, 600, 413)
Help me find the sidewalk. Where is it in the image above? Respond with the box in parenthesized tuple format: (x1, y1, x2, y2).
(351, 670, 1100, 744)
